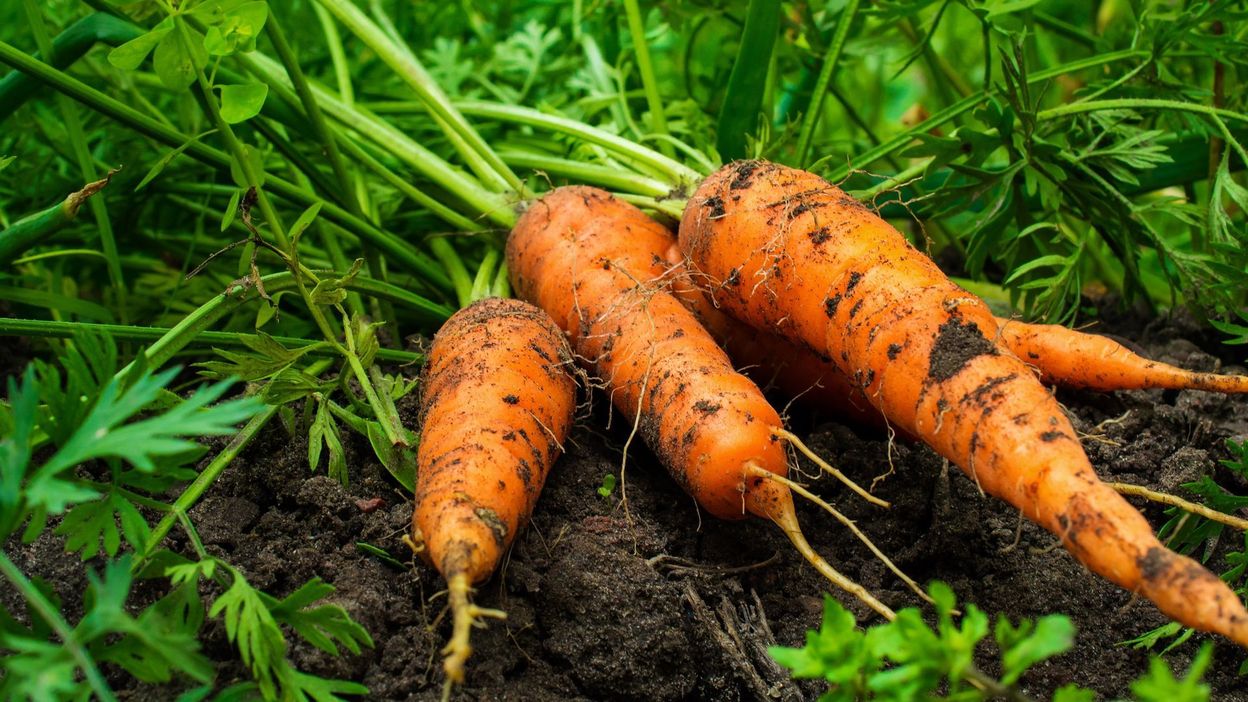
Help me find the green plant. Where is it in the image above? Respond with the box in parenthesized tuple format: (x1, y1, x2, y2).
(0, 334, 373, 700)
(770, 582, 1213, 701)
(597, 473, 618, 499)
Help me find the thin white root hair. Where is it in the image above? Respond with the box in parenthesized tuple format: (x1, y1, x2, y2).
(750, 465, 932, 606)
(773, 427, 890, 508)
(744, 463, 896, 621)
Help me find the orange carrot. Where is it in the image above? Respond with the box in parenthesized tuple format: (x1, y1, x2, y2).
(509, 185, 908, 618)
(996, 317, 1248, 393)
(664, 242, 888, 429)
(412, 297, 577, 688)
(678, 159, 1248, 646)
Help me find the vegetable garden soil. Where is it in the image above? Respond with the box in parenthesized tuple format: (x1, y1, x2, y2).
(9, 306, 1248, 701)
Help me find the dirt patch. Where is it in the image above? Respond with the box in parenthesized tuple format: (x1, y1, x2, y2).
(928, 313, 999, 382)
(8, 308, 1248, 700)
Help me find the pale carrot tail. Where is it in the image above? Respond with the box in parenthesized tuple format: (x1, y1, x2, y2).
(745, 465, 896, 620)
(441, 570, 507, 693)
(997, 318, 1248, 393)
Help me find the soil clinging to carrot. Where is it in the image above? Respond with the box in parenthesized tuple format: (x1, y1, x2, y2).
(5, 308, 1248, 700)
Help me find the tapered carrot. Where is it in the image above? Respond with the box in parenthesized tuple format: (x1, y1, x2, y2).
(509, 186, 921, 618)
(996, 317, 1248, 392)
(678, 159, 1248, 646)
(412, 297, 577, 689)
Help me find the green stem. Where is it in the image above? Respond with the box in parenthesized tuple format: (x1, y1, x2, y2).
(497, 150, 674, 197)
(0, 550, 119, 702)
(1037, 98, 1248, 126)
(265, 13, 395, 332)
(239, 51, 514, 228)
(795, 0, 860, 167)
(0, 40, 451, 289)
(0, 13, 142, 123)
(0, 176, 111, 265)
(827, 49, 1150, 181)
(454, 100, 702, 187)
(313, 0, 522, 193)
(313, 2, 354, 105)
(0, 318, 421, 363)
(622, 0, 673, 157)
(429, 237, 474, 308)
(333, 135, 486, 232)
(21, 0, 127, 320)
(175, 20, 290, 250)
(470, 248, 499, 302)
(112, 270, 449, 376)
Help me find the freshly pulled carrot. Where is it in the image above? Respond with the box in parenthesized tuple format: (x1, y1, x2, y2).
(509, 186, 916, 618)
(996, 317, 1248, 393)
(678, 159, 1248, 646)
(665, 242, 887, 430)
(411, 297, 576, 690)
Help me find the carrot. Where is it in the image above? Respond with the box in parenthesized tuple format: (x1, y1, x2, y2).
(411, 297, 577, 690)
(664, 241, 887, 429)
(508, 185, 921, 618)
(677, 159, 1248, 646)
(996, 317, 1248, 393)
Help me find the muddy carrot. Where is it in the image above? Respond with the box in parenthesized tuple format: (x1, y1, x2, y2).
(412, 297, 577, 689)
(509, 185, 920, 619)
(678, 159, 1248, 646)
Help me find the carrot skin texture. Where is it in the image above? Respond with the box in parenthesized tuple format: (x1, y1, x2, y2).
(664, 242, 889, 430)
(508, 186, 790, 521)
(678, 160, 1248, 645)
(997, 318, 1248, 393)
(413, 297, 576, 584)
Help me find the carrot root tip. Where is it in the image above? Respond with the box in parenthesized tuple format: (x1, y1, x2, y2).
(441, 572, 507, 689)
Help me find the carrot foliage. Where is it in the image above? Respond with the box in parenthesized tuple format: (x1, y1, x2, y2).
(771, 583, 1213, 702)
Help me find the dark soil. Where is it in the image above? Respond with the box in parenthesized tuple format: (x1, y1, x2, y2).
(9, 308, 1248, 701)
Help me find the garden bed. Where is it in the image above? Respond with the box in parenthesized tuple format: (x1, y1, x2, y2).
(8, 307, 1248, 700)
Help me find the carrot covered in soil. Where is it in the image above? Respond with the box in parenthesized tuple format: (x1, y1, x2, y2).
(411, 297, 577, 689)
(670, 239, 1248, 426)
(677, 160, 1248, 646)
(508, 186, 914, 618)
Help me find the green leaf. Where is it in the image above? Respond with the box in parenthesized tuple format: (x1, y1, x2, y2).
(198, 333, 317, 382)
(107, 17, 175, 71)
(0, 155, 15, 172)
(269, 578, 374, 657)
(56, 491, 151, 560)
(996, 614, 1074, 685)
(153, 28, 207, 90)
(228, 145, 266, 189)
(1130, 643, 1213, 702)
(288, 203, 323, 249)
(309, 398, 347, 484)
(716, 0, 780, 161)
(366, 421, 415, 493)
(1053, 684, 1097, 702)
(222, 188, 242, 232)
(210, 566, 288, 700)
(136, 131, 216, 192)
(218, 83, 269, 124)
(201, 2, 270, 56)
(261, 367, 330, 405)
(40, 371, 261, 477)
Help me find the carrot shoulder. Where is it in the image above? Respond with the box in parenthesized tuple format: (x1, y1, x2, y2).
(678, 160, 1248, 646)
(413, 297, 577, 685)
